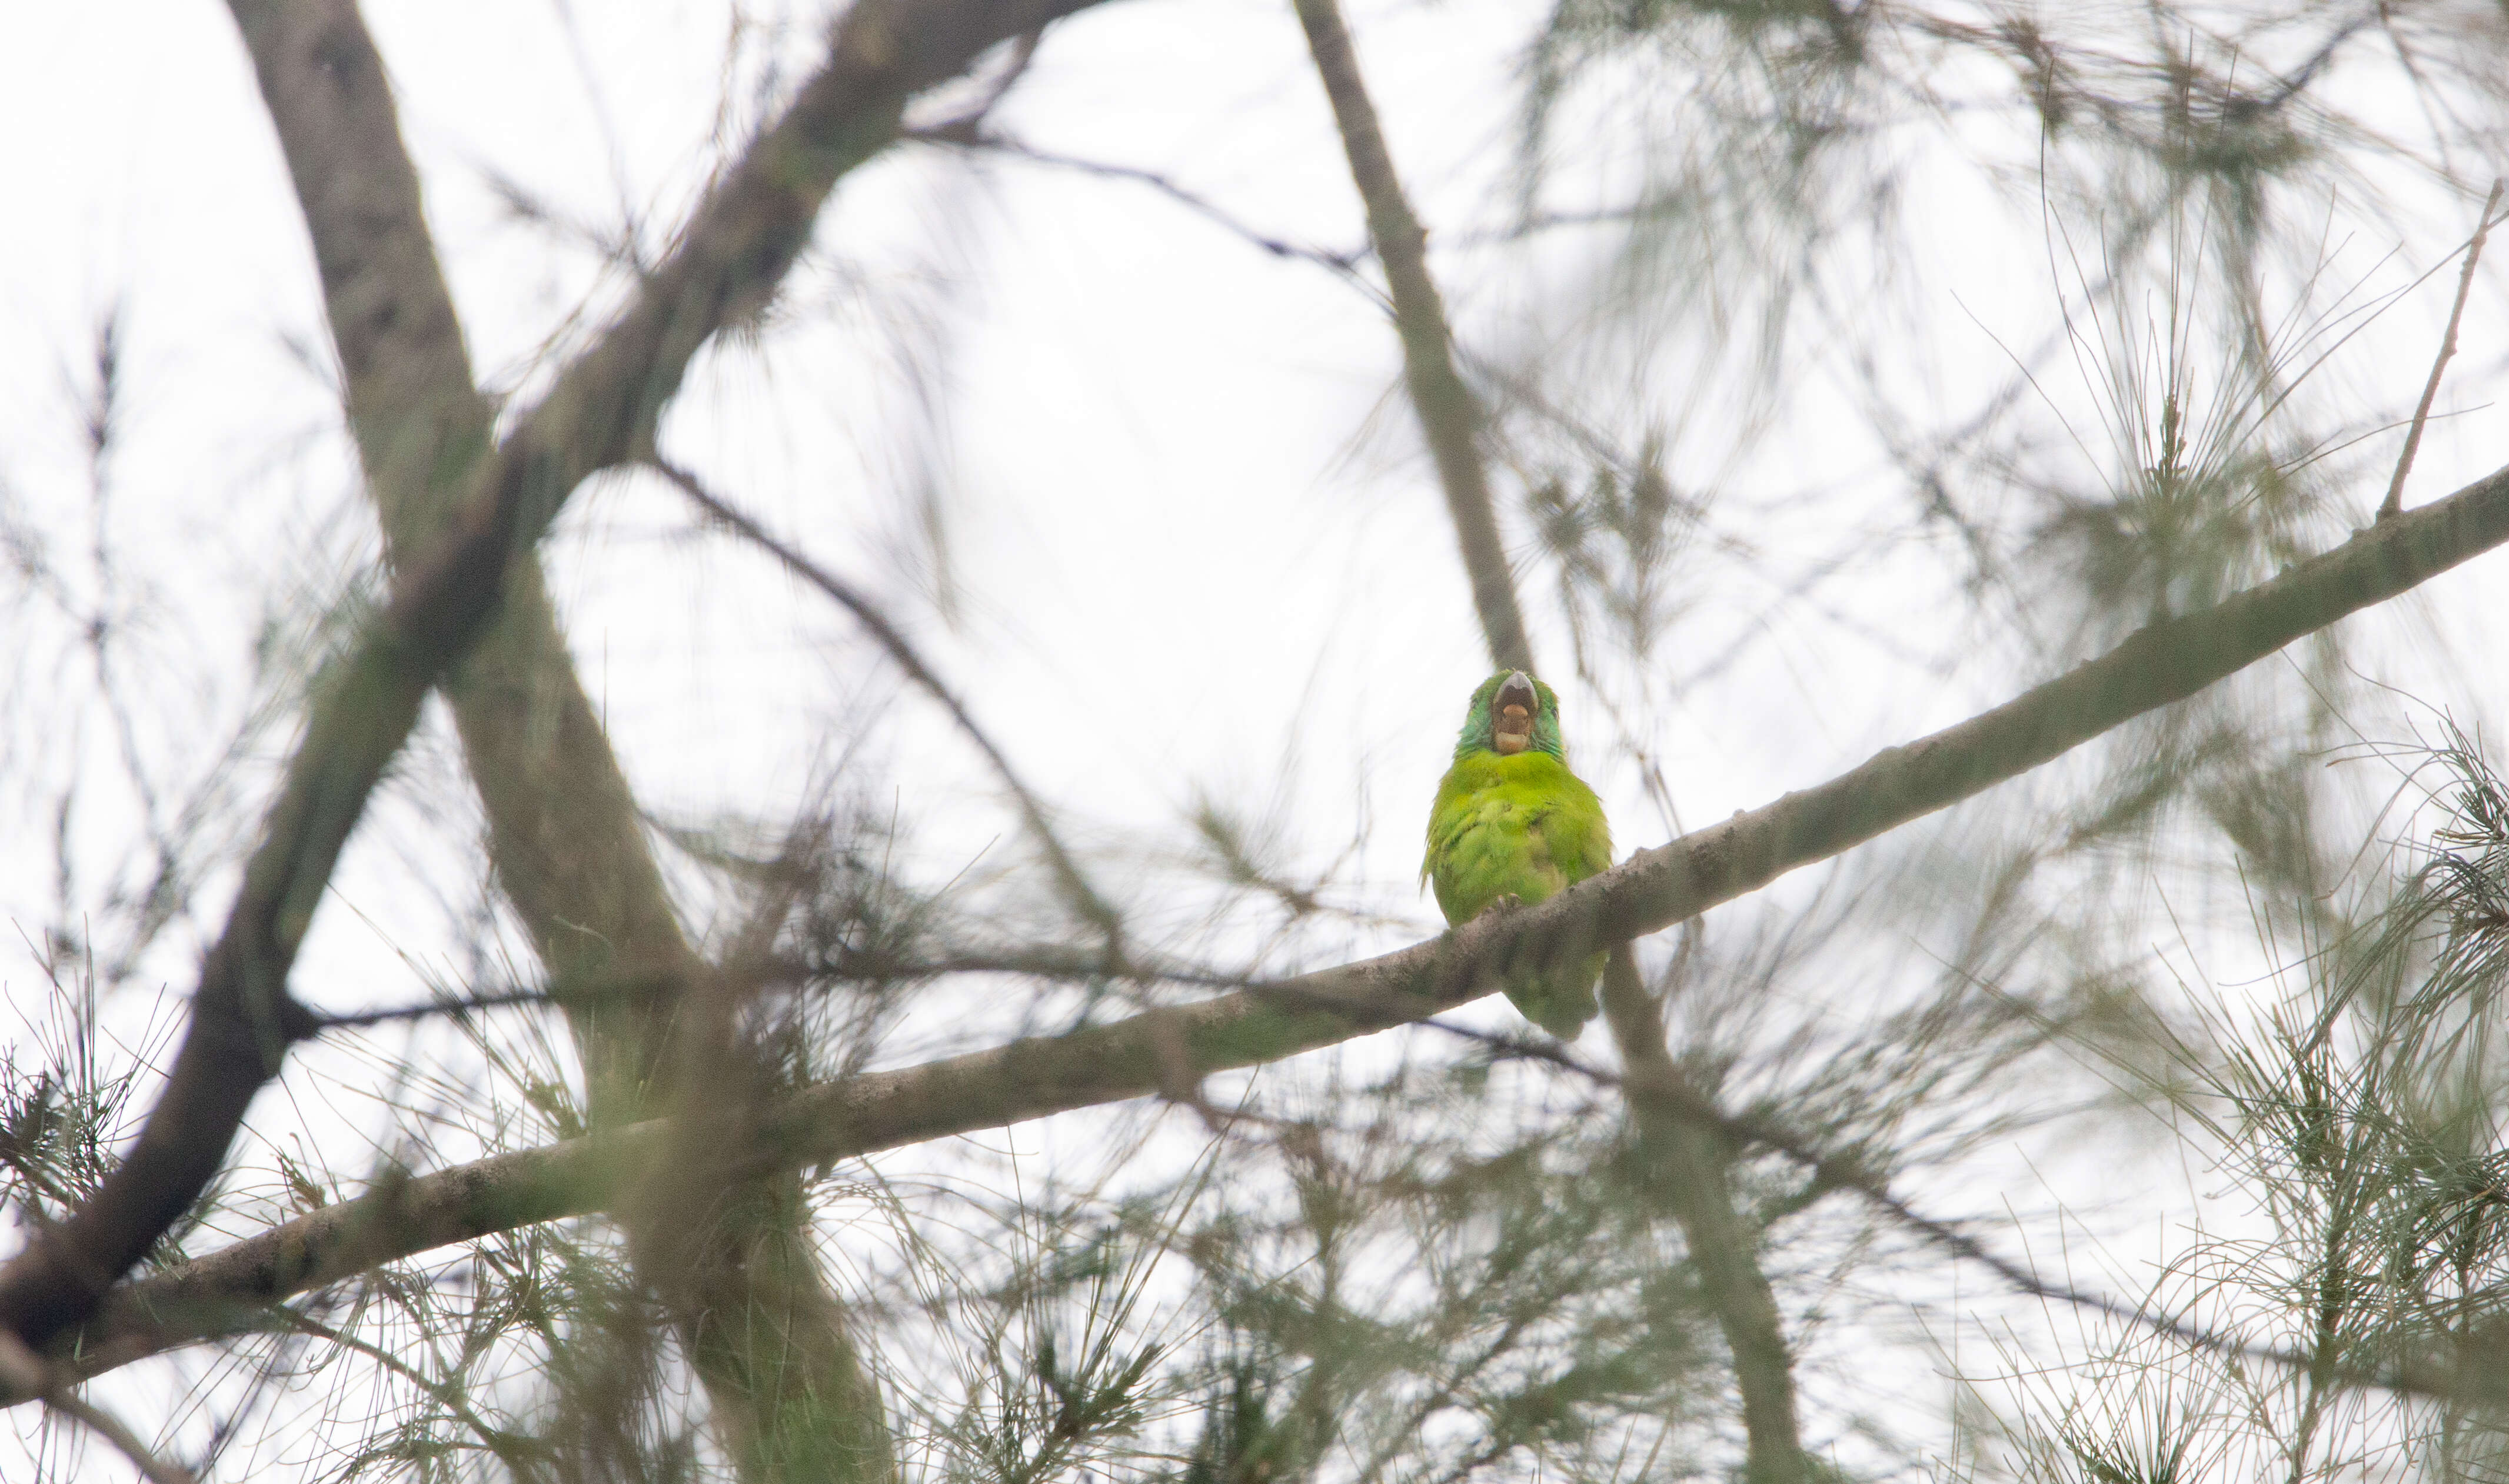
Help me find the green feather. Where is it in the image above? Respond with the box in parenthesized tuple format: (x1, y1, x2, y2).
(1422, 670, 1612, 1037)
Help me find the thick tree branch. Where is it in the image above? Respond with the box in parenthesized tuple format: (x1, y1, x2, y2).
(222, 4, 893, 1473)
(58, 457, 2509, 1396)
(77, 943, 2509, 1411)
(0, 0, 1115, 1420)
(1290, 0, 1532, 674)
(221, 0, 711, 1110)
(495, 0, 1110, 523)
(187, 1, 1116, 1475)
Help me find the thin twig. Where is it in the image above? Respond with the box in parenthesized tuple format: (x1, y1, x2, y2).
(277, 1310, 546, 1484)
(2380, 181, 2503, 520)
(54, 454, 2509, 1396)
(920, 29, 1043, 136)
(909, 127, 1372, 281)
(308, 976, 667, 1031)
(1392, 1011, 2431, 1404)
(0, 1330, 194, 1484)
(647, 455, 1124, 949)
(310, 944, 1283, 1032)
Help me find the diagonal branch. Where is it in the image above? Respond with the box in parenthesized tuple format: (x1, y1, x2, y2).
(651, 456, 1121, 944)
(492, 0, 1116, 529)
(212, 4, 1121, 1478)
(0, 347, 540, 1360)
(222, 4, 894, 1474)
(1290, 0, 1532, 674)
(0, 0, 1122, 1408)
(53, 408, 2509, 1400)
(2378, 181, 2503, 520)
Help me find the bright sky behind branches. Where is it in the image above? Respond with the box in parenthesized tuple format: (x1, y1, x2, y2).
(4, 0, 2509, 1475)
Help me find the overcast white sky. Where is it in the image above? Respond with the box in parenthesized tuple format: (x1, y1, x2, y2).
(4, 0, 2508, 1475)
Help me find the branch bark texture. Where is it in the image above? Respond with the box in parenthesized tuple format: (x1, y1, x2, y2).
(166, 0, 1112, 1473)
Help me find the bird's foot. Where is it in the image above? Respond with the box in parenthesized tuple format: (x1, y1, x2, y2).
(1479, 893, 1525, 919)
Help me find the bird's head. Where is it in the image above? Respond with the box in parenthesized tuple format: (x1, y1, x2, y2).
(1454, 670, 1567, 761)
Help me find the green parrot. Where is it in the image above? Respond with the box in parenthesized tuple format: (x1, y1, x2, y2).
(1422, 669, 1612, 1037)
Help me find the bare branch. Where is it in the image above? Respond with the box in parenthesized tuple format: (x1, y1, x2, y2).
(907, 128, 1372, 280)
(2379, 181, 2503, 520)
(0, 0, 1128, 1393)
(56, 449, 2509, 1399)
(651, 455, 1122, 945)
(1292, 0, 1532, 673)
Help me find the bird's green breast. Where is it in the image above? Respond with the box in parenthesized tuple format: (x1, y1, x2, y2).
(1423, 751, 1612, 926)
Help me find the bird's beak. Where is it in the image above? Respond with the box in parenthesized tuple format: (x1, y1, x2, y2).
(1492, 671, 1537, 755)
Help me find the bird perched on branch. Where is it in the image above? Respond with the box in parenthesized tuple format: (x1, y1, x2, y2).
(1422, 670, 1612, 1037)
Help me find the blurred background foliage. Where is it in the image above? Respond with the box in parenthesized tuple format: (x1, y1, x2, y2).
(5, 0, 2509, 1479)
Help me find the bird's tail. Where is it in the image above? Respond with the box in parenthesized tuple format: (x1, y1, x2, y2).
(1503, 950, 1605, 1039)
